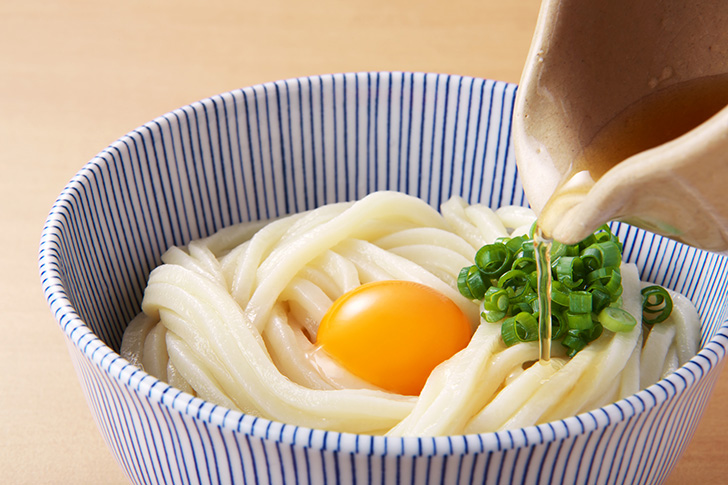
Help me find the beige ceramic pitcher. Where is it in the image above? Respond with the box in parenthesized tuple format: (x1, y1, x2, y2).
(513, 0, 728, 252)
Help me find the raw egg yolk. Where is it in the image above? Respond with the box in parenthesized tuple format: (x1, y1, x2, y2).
(316, 280, 472, 396)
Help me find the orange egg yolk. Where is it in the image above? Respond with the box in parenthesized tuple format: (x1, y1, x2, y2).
(315, 280, 472, 396)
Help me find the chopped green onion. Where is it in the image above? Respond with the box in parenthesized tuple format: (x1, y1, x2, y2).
(585, 267, 622, 298)
(458, 265, 487, 300)
(520, 240, 535, 259)
(568, 291, 593, 314)
(475, 243, 511, 279)
(504, 236, 525, 255)
(581, 241, 621, 271)
(587, 285, 612, 313)
(512, 256, 536, 273)
(641, 286, 673, 325)
(524, 292, 539, 313)
(549, 240, 568, 260)
(561, 330, 587, 356)
(604, 270, 622, 296)
(457, 266, 474, 299)
(550, 280, 570, 307)
(551, 311, 568, 339)
(458, 222, 673, 356)
(481, 287, 509, 322)
(580, 247, 602, 272)
(593, 224, 620, 247)
(510, 301, 534, 315)
(578, 233, 597, 250)
(595, 241, 622, 268)
(584, 323, 603, 342)
(598, 306, 637, 332)
(561, 325, 602, 357)
(483, 286, 509, 312)
(563, 243, 580, 257)
(564, 310, 593, 330)
(584, 266, 612, 284)
(501, 312, 539, 346)
(497, 269, 531, 302)
(482, 309, 506, 323)
(553, 256, 584, 288)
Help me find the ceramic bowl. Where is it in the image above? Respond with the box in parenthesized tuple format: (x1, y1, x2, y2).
(39, 72, 728, 484)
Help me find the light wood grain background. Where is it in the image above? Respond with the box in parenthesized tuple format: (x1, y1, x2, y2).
(1, 1, 725, 483)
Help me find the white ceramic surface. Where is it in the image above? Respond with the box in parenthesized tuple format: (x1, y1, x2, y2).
(40, 72, 728, 484)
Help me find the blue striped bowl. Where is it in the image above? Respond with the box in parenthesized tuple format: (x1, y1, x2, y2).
(39, 72, 728, 485)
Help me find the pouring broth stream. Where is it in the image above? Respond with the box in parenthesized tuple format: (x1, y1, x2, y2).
(534, 231, 552, 362)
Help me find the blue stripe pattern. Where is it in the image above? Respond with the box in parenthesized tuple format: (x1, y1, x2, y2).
(39, 72, 728, 484)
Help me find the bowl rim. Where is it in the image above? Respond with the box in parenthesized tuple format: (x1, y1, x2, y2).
(38, 71, 728, 455)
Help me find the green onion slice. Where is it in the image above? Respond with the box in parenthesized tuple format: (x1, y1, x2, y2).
(551, 311, 568, 339)
(483, 286, 509, 310)
(568, 291, 593, 314)
(564, 310, 593, 330)
(553, 256, 584, 288)
(457, 266, 474, 299)
(475, 243, 511, 279)
(598, 306, 637, 332)
(458, 265, 487, 300)
(550, 280, 570, 308)
(641, 286, 673, 325)
(587, 285, 612, 313)
(562, 330, 587, 357)
(501, 312, 539, 346)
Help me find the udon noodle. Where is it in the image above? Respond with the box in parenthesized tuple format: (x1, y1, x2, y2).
(121, 191, 699, 436)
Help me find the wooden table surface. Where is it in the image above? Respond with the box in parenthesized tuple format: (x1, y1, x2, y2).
(1, 1, 725, 483)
